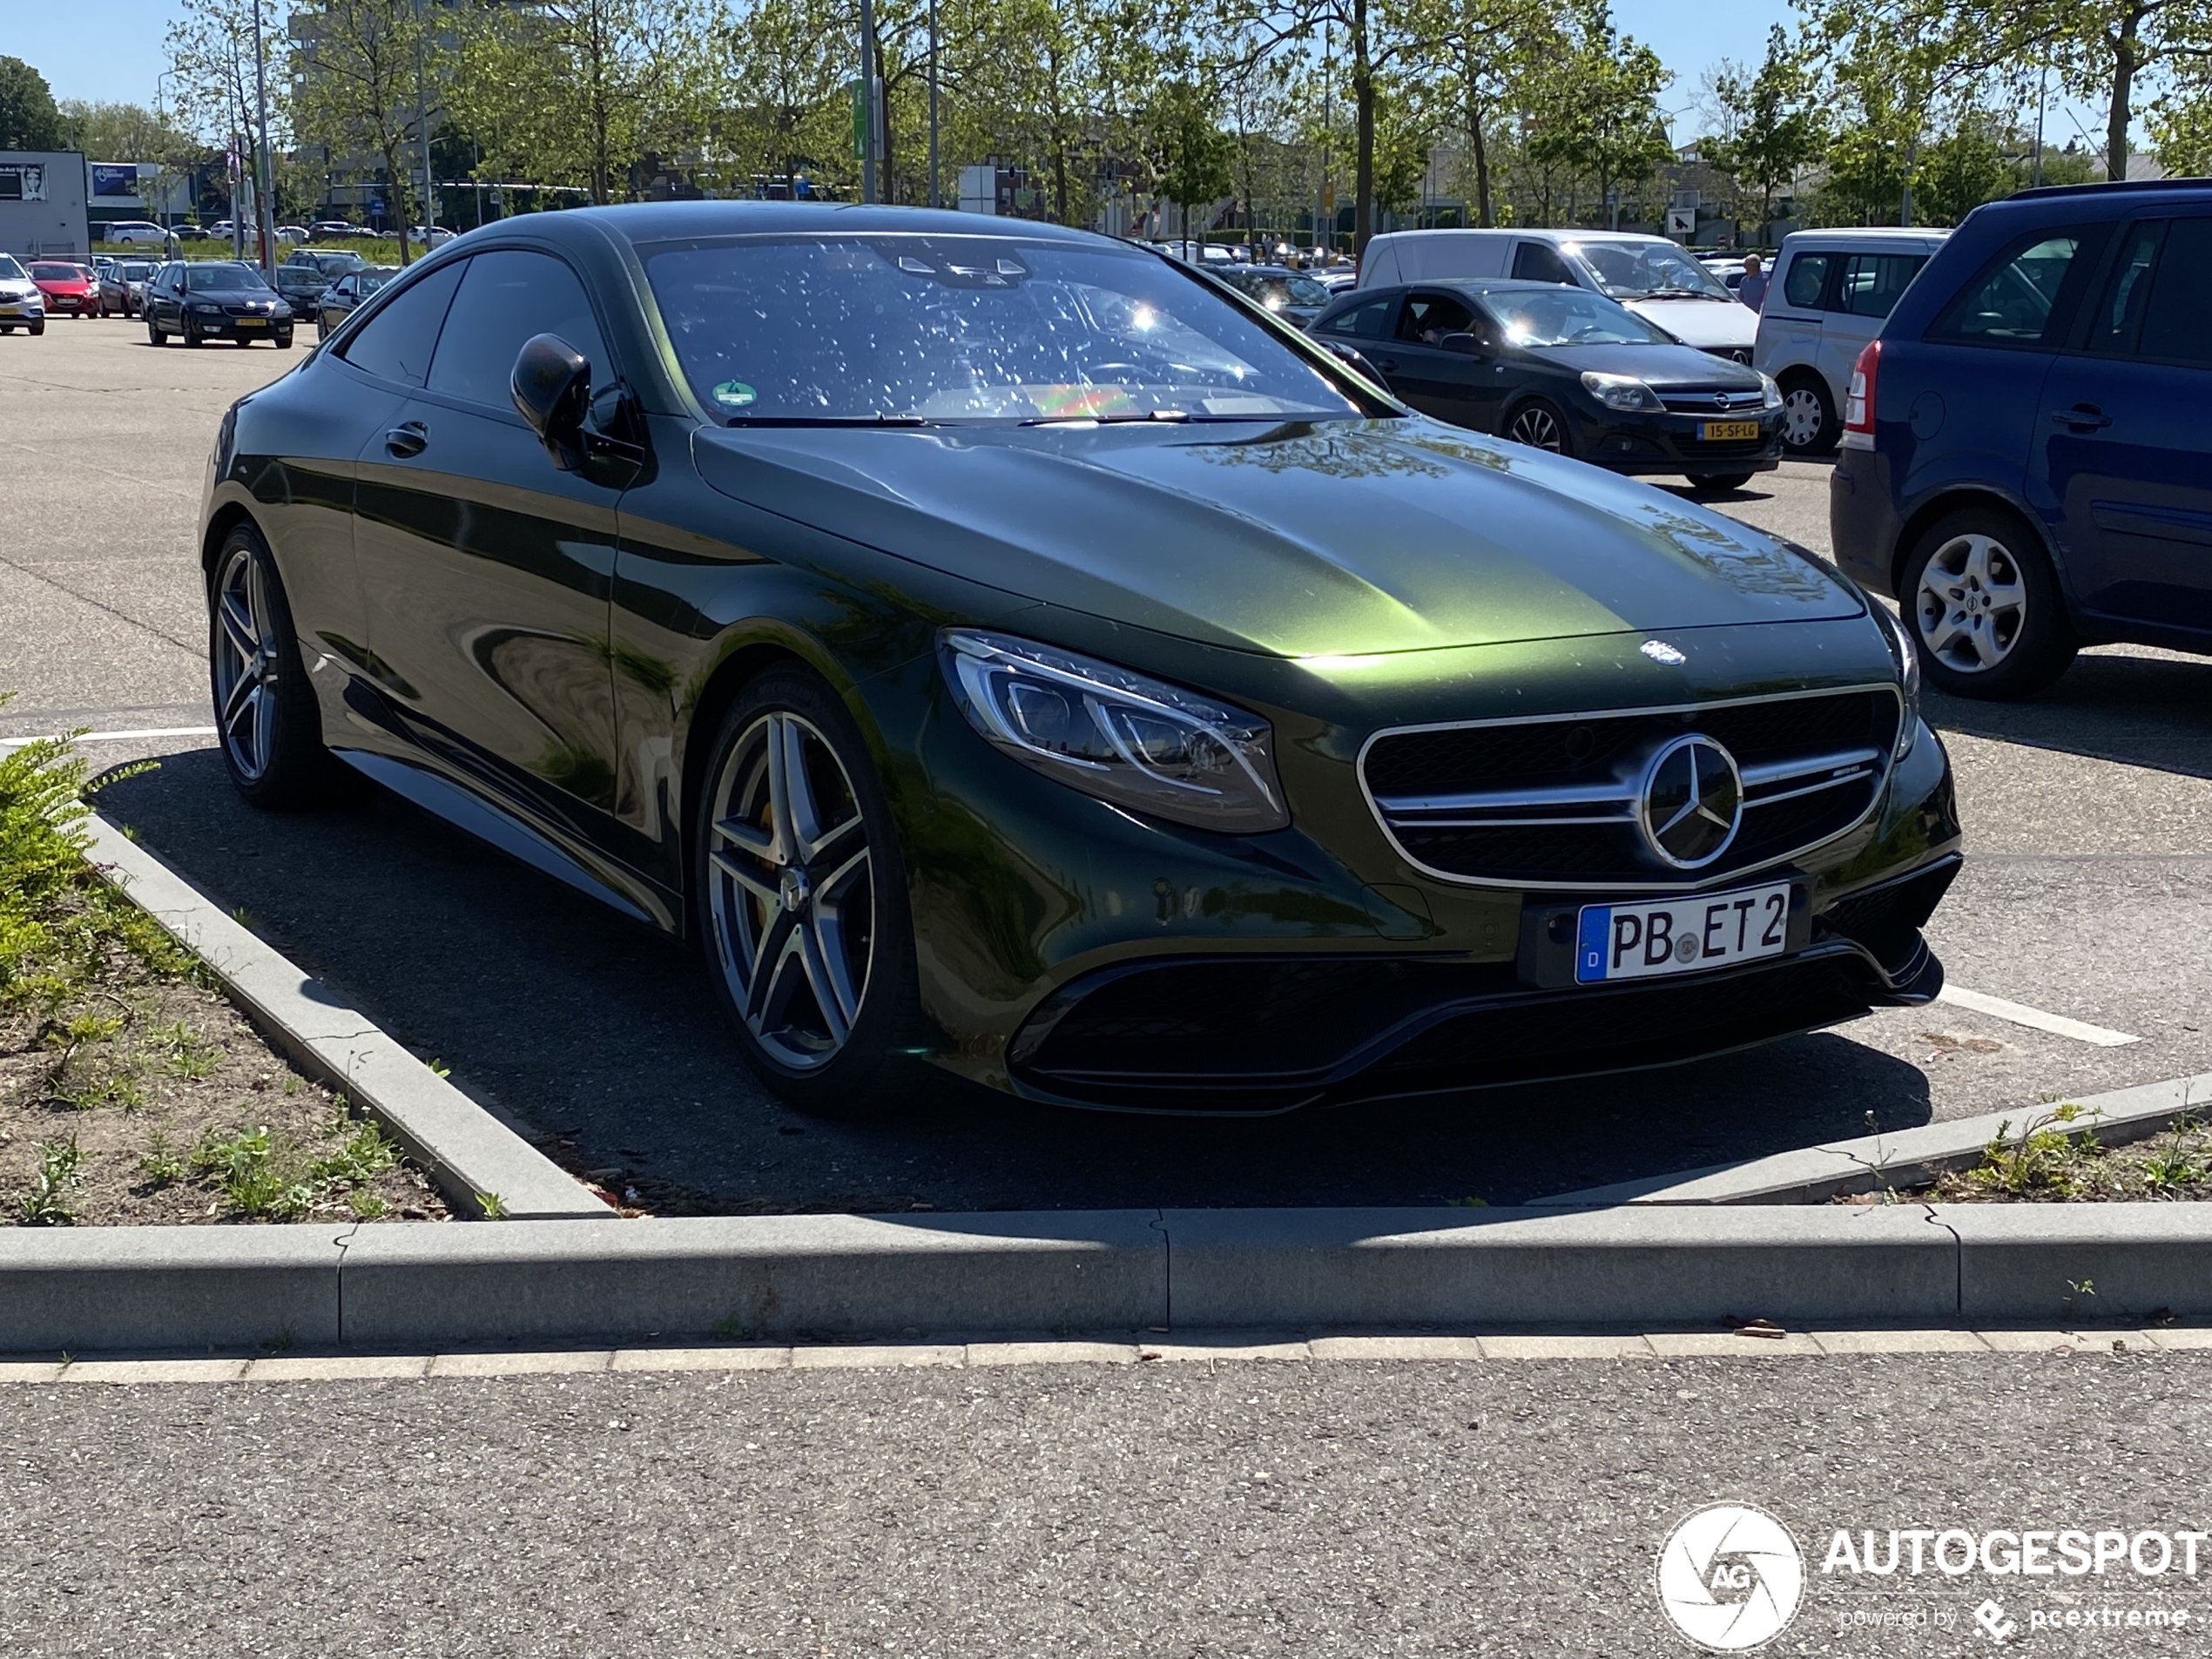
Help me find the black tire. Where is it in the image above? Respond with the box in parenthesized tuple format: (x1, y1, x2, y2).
(1899, 505, 2077, 699)
(691, 664, 938, 1118)
(275, 329, 294, 349)
(147, 315, 165, 347)
(1777, 371, 1839, 456)
(1505, 398, 1573, 457)
(0, 326, 12, 335)
(1689, 472, 1757, 494)
(207, 521, 334, 808)
(26, 321, 41, 337)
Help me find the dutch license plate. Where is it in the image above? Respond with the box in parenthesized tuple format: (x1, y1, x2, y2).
(1700, 419, 1761, 442)
(234, 316, 266, 328)
(1575, 880, 1791, 984)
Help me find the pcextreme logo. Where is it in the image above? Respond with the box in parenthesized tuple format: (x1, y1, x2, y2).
(1656, 1503, 1807, 1651)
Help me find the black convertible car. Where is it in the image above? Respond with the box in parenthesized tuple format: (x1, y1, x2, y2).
(199, 204, 1959, 1116)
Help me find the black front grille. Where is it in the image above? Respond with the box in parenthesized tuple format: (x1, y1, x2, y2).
(1365, 690, 1901, 888)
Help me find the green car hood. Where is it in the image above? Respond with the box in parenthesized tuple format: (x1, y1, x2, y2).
(691, 418, 1861, 658)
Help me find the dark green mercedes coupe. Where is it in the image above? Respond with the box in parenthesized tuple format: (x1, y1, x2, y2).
(199, 203, 1959, 1115)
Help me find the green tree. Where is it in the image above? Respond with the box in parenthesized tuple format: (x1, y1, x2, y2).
(1913, 113, 2013, 224)
(1701, 25, 1826, 231)
(289, 0, 435, 262)
(0, 57, 64, 151)
(721, 0, 849, 198)
(56, 101, 194, 161)
(1406, 0, 1553, 226)
(1522, 11, 1672, 226)
(1150, 77, 1234, 238)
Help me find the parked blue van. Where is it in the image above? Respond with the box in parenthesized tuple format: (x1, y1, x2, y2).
(1830, 179, 2212, 698)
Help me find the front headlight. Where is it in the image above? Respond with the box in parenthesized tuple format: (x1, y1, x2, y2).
(192, 301, 222, 314)
(1760, 373, 1784, 409)
(1869, 602, 1921, 759)
(1579, 371, 1663, 413)
(941, 630, 1290, 833)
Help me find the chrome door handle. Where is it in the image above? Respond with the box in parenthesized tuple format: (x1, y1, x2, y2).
(2050, 406, 2112, 429)
(385, 421, 428, 457)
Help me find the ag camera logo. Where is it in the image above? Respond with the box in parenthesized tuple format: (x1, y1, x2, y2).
(1657, 1503, 1805, 1650)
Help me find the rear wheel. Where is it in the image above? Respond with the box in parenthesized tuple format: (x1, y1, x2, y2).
(1901, 506, 2077, 699)
(1777, 372, 1838, 455)
(1506, 399, 1571, 456)
(692, 665, 935, 1118)
(207, 522, 334, 807)
(1689, 471, 1757, 494)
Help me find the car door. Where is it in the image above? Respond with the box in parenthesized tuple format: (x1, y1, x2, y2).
(1763, 248, 1831, 388)
(2036, 214, 2212, 634)
(349, 246, 631, 844)
(1377, 288, 1503, 429)
(1821, 252, 1928, 404)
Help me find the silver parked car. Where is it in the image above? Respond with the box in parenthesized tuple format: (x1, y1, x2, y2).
(1753, 228, 1947, 455)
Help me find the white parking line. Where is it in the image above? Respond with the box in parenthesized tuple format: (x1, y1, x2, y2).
(0, 725, 219, 747)
(1939, 985, 2141, 1048)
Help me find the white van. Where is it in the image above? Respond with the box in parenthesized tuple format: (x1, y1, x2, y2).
(1357, 229, 1757, 361)
(1753, 227, 1947, 455)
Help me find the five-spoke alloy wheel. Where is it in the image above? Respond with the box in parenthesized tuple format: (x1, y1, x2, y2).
(694, 667, 929, 1114)
(206, 523, 330, 806)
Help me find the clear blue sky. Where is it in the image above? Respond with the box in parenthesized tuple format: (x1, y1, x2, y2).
(19, 0, 1803, 133)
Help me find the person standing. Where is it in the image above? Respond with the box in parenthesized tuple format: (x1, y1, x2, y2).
(1737, 254, 1769, 312)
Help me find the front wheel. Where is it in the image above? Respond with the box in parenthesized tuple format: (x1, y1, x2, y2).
(1505, 399, 1572, 456)
(146, 316, 165, 347)
(182, 320, 202, 347)
(207, 523, 334, 807)
(1689, 471, 1757, 494)
(26, 321, 41, 337)
(274, 329, 294, 348)
(1901, 507, 2077, 699)
(692, 666, 935, 1118)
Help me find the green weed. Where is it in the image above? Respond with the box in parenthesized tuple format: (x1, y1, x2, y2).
(156, 1022, 222, 1081)
(18, 1136, 84, 1225)
(138, 1130, 187, 1190)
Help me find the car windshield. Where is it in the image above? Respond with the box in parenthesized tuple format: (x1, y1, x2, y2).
(30, 263, 83, 280)
(1218, 269, 1332, 311)
(182, 262, 272, 292)
(359, 269, 395, 293)
(641, 233, 1366, 424)
(118, 262, 152, 280)
(1572, 239, 1733, 300)
(1479, 287, 1676, 347)
(0, 256, 23, 280)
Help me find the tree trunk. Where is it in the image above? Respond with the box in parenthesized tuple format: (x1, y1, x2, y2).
(1467, 80, 1491, 227)
(1352, 0, 1374, 253)
(383, 141, 414, 265)
(2107, 3, 2141, 181)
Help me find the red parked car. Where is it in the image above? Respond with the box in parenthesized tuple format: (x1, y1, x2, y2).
(29, 262, 98, 318)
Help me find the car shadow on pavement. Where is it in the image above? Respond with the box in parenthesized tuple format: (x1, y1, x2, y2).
(1926, 651, 2212, 781)
(93, 749, 1937, 1214)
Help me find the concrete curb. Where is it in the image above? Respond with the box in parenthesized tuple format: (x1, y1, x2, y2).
(83, 813, 610, 1221)
(11, 1204, 2212, 1354)
(1530, 1069, 2212, 1207)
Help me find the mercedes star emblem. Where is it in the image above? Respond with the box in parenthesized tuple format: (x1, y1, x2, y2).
(1638, 734, 1743, 868)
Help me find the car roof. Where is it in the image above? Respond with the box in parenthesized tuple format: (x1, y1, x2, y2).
(1777, 227, 1948, 246)
(2008, 177, 2212, 202)
(520, 200, 1114, 251)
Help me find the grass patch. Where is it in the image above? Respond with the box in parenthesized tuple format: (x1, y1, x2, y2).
(1919, 1107, 2212, 1204)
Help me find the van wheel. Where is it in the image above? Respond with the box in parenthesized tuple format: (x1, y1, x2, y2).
(1901, 506, 2076, 699)
(1777, 372, 1838, 455)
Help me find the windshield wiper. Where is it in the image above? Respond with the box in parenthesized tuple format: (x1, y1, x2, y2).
(1019, 409, 1329, 427)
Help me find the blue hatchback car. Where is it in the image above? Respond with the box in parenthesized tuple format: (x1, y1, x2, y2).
(1831, 179, 2212, 698)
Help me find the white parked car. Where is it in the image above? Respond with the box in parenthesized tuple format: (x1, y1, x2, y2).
(1752, 227, 1948, 455)
(406, 225, 458, 246)
(0, 254, 46, 334)
(104, 220, 170, 247)
(1358, 228, 1760, 363)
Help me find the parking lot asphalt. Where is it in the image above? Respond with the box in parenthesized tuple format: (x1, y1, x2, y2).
(5, 327, 2209, 1211)
(3, 1350, 2208, 1656)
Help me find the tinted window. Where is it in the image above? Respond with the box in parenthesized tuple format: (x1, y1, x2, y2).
(1399, 291, 1475, 342)
(1512, 242, 1576, 285)
(181, 263, 271, 292)
(1929, 230, 2095, 347)
(428, 250, 609, 408)
(2135, 216, 2212, 366)
(643, 235, 1362, 421)
(339, 260, 465, 387)
(2087, 222, 2162, 353)
(1835, 253, 1926, 318)
(1319, 295, 1396, 338)
(1781, 253, 1831, 309)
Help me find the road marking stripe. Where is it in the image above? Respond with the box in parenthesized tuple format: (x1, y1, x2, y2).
(1938, 986, 2141, 1048)
(0, 1329, 2192, 1382)
(0, 725, 219, 747)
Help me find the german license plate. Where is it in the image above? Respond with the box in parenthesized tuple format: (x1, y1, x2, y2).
(1700, 420, 1761, 442)
(1575, 880, 1791, 984)
(234, 316, 266, 328)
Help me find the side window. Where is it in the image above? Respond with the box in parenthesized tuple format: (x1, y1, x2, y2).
(2087, 221, 2162, 354)
(340, 259, 466, 388)
(1399, 291, 1476, 343)
(427, 249, 610, 409)
(1835, 253, 1926, 319)
(1781, 253, 1831, 310)
(1511, 242, 1575, 285)
(1928, 227, 2105, 348)
(1320, 295, 1396, 339)
(2134, 216, 2212, 366)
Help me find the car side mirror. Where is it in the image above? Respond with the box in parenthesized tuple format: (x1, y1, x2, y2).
(511, 333, 591, 471)
(1438, 331, 1487, 357)
(1321, 339, 1383, 379)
